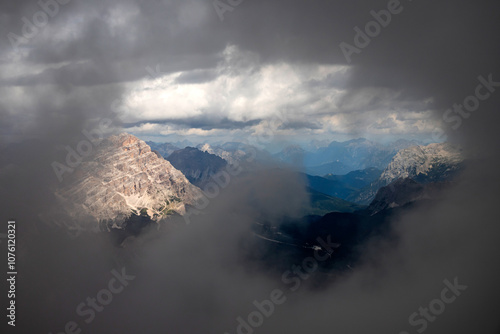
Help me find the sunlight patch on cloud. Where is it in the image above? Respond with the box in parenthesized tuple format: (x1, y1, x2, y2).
(117, 45, 437, 142)
(119, 45, 350, 124)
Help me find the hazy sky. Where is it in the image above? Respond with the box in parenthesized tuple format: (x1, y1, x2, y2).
(4, 0, 498, 147)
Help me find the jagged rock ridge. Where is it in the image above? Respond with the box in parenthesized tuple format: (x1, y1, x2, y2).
(378, 143, 463, 185)
(54, 133, 200, 231)
(350, 143, 464, 204)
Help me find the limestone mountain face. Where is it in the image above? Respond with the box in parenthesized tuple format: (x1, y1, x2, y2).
(53, 133, 200, 231)
(378, 143, 464, 185)
(350, 143, 464, 204)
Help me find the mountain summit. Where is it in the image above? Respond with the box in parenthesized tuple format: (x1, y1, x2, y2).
(52, 133, 200, 231)
(351, 142, 464, 204)
(378, 143, 463, 185)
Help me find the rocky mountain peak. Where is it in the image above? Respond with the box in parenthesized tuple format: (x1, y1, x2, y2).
(379, 142, 463, 185)
(349, 142, 464, 205)
(50, 133, 201, 232)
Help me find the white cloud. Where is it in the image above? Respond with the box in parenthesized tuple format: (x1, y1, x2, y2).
(116, 45, 437, 144)
(119, 45, 348, 122)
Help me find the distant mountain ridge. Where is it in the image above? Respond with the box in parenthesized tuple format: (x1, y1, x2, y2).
(197, 142, 274, 167)
(167, 147, 228, 187)
(146, 138, 422, 176)
(197, 143, 247, 165)
(275, 138, 422, 175)
(146, 141, 180, 158)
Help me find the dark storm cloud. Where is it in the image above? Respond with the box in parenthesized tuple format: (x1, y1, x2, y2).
(1, 0, 223, 86)
(3, 0, 499, 110)
(0, 61, 129, 87)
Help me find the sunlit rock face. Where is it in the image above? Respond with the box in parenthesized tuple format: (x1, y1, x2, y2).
(378, 143, 464, 185)
(351, 143, 464, 205)
(53, 133, 201, 231)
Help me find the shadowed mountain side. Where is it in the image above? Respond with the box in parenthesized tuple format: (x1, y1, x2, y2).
(306, 189, 365, 216)
(167, 147, 228, 187)
(146, 141, 180, 158)
(302, 168, 382, 200)
(362, 178, 452, 216)
(246, 200, 432, 277)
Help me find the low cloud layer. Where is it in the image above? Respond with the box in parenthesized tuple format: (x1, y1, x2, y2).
(2, 160, 500, 334)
